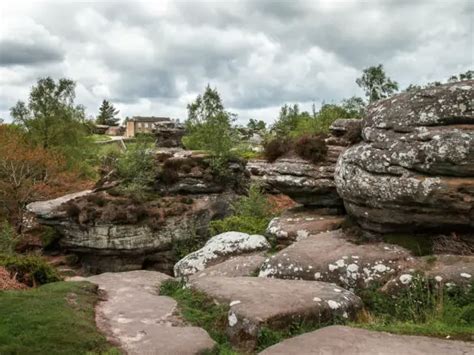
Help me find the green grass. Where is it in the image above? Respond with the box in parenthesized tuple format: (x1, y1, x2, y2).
(353, 276, 474, 341)
(0, 281, 120, 354)
(381, 234, 433, 256)
(87, 134, 112, 143)
(159, 280, 237, 354)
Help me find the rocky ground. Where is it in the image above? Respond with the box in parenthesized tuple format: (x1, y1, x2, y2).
(26, 81, 473, 354)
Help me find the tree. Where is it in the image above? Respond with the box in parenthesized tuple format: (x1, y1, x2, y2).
(0, 125, 84, 230)
(182, 85, 236, 158)
(247, 119, 266, 135)
(10, 77, 92, 172)
(356, 64, 399, 103)
(448, 70, 473, 82)
(271, 104, 311, 137)
(96, 100, 120, 126)
(341, 96, 366, 118)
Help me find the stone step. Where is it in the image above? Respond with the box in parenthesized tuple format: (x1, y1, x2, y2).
(259, 229, 414, 290)
(259, 325, 474, 355)
(71, 270, 215, 355)
(189, 276, 362, 350)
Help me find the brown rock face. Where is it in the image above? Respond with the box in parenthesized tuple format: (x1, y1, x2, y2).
(247, 119, 361, 208)
(335, 81, 474, 233)
(259, 325, 474, 355)
(153, 120, 185, 148)
(189, 276, 362, 350)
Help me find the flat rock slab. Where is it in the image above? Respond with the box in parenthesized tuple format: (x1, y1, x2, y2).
(259, 325, 474, 355)
(189, 276, 362, 350)
(259, 230, 414, 290)
(266, 207, 344, 246)
(77, 270, 215, 355)
(191, 253, 265, 279)
(27, 190, 92, 219)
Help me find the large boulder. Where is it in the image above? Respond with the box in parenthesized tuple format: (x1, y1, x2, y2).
(174, 232, 270, 277)
(259, 230, 414, 290)
(189, 276, 362, 350)
(247, 119, 361, 207)
(335, 81, 474, 233)
(153, 120, 185, 148)
(259, 325, 474, 355)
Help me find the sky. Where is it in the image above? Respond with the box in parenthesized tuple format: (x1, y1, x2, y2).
(0, 0, 473, 125)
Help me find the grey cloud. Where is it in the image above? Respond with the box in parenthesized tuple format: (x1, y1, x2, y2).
(0, 40, 63, 66)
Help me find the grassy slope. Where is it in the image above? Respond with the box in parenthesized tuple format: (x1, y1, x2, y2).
(0, 281, 119, 355)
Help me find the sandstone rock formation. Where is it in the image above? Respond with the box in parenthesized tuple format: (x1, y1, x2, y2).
(191, 253, 266, 279)
(189, 276, 362, 350)
(247, 119, 361, 208)
(259, 325, 474, 355)
(71, 271, 215, 354)
(174, 232, 270, 277)
(153, 120, 185, 148)
(335, 81, 474, 233)
(259, 230, 414, 290)
(266, 207, 344, 247)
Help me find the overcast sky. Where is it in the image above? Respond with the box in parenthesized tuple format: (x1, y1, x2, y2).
(0, 0, 472, 124)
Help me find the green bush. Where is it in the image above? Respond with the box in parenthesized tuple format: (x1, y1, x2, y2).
(0, 221, 18, 254)
(263, 137, 291, 162)
(209, 183, 274, 236)
(0, 253, 61, 286)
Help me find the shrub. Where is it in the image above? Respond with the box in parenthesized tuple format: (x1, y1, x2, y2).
(210, 215, 270, 235)
(263, 137, 290, 162)
(294, 134, 328, 163)
(0, 254, 61, 286)
(65, 203, 81, 219)
(0, 221, 19, 254)
(39, 226, 60, 249)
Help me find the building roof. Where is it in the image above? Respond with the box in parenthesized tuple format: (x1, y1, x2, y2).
(130, 116, 170, 122)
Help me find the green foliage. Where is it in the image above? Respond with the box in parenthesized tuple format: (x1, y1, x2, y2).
(10, 77, 92, 171)
(341, 96, 366, 118)
(39, 226, 61, 249)
(210, 184, 273, 235)
(448, 70, 473, 82)
(356, 64, 399, 102)
(246, 118, 267, 135)
(355, 276, 474, 340)
(0, 281, 118, 354)
(271, 104, 311, 137)
(95, 99, 120, 126)
(172, 223, 206, 260)
(115, 135, 156, 194)
(183, 85, 237, 159)
(382, 234, 433, 256)
(210, 215, 270, 236)
(0, 253, 61, 286)
(159, 280, 237, 354)
(0, 221, 18, 254)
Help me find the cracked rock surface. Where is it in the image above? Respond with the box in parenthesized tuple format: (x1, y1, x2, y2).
(335, 80, 474, 233)
(259, 325, 474, 355)
(189, 276, 362, 351)
(72, 270, 215, 355)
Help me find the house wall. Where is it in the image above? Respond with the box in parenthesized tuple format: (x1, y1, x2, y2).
(126, 121, 135, 137)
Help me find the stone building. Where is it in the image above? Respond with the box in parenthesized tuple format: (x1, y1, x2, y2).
(125, 116, 171, 137)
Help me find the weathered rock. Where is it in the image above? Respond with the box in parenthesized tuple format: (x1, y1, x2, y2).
(259, 230, 414, 290)
(32, 192, 234, 274)
(335, 80, 474, 233)
(189, 276, 362, 350)
(73, 271, 215, 354)
(327, 118, 362, 146)
(247, 119, 361, 207)
(153, 120, 185, 148)
(266, 207, 344, 246)
(174, 232, 270, 277)
(259, 325, 474, 355)
(27, 190, 92, 219)
(156, 152, 249, 195)
(191, 253, 266, 279)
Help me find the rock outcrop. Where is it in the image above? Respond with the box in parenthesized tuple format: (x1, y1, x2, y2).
(259, 325, 474, 355)
(189, 276, 362, 350)
(247, 119, 361, 208)
(191, 253, 266, 279)
(174, 232, 270, 277)
(335, 81, 474, 233)
(153, 120, 185, 148)
(71, 271, 215, 354)
(259, 230, 414, 290)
